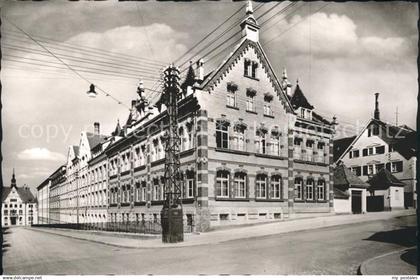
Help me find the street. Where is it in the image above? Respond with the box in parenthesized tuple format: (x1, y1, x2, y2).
(2, 215, 416, 275)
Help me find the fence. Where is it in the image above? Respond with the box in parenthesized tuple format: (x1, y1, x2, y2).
(32, 220, 195, 234)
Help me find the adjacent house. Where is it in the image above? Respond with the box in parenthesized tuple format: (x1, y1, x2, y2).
(333, 163, 369, 214)
(334, 93, 417, 208)
(367, 168, 405, 211)
(3, 170, 37, 226)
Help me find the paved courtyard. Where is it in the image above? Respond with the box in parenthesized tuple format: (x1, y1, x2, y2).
(2, 214, 416, 275)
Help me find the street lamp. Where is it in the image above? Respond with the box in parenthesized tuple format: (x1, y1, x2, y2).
(87, 84, 98, 98)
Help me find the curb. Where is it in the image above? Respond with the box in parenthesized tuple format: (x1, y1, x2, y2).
(358, 246, 416, 275)
(27, 211, 415, 250)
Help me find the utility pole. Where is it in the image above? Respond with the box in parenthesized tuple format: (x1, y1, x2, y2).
(160, 65, 184, 243)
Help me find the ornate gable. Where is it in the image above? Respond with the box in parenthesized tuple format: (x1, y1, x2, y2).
(199, 39, 294, 113)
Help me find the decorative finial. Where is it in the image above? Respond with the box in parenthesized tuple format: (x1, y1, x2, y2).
(296, 78, 299, 85)
(282, 68, 288, 79)
(246, 0, 253, 15)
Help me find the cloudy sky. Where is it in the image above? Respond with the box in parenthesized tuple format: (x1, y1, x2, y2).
(1, 1, 417, 192)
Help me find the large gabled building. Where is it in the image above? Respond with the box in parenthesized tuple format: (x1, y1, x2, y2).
(3, 170, 37, 226)
(105, 1, 336, 231)
(334, 93, 417, 208)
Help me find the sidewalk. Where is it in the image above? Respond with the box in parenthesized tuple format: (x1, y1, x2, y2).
(359, 247, 417, 275)
(28, 209, 415, 249)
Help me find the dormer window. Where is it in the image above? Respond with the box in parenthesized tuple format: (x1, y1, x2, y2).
(299, 108, 312, 120)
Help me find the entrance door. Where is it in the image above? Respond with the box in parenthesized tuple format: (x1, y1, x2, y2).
(351, 190, 362, 214)
(10, 217, 17, 225)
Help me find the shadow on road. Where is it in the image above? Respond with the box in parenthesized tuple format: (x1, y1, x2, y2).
(2, 242, 10, 254)
(364, 226, 416, 247)
(400, 248, 417, 266)
(2, 227, 11, 235)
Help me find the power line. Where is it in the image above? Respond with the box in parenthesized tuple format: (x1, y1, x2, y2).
(3, 28, 167, 66)
(174, 2, 246, 65)
(4, 18, 132, 109)
(3, 33, 165, 71)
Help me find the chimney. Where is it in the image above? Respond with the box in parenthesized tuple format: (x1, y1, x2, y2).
(196, 59, 204, 82)
(374, 93, 380, 120)
(94, 122, 100, 135)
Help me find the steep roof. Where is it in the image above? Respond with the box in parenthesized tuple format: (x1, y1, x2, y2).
(367, 168, 406, 190)
(181, 63, 196, 92)
(290, 84, 314, 110)
(334, 163, 370, 189)
(336, 119, 417, 162)
(333, 136, 357, 162)
(333, 187, 350, 199)
(197, 38, 294, 113)
(86, 132, 108, 150)
(2, 186, 36, 203)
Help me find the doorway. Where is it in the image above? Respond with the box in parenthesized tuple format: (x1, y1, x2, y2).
(351, 190, 362, 214)
(10, 217, 16, 225)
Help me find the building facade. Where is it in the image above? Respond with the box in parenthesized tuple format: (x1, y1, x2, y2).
(49, 165, 66, 224)
(3, 170, 37, 226)
(334, 94, 417, 208)
(37, 176, 50, 224)
(105, 2, 335, 231)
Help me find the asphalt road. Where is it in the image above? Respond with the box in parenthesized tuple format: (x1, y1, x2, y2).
(2, 215, 416, 275)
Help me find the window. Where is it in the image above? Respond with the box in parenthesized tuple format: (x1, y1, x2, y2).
(306, 140, 314, 149)
(141, 181, 147, 202)
(256, 129, 267, 154)
(317, 142, 325, 150)
(271, 176, 282, 199)
(256, 174, 267, 199)
(232, 124, 246, 151)
(135, 182, 141, 202)
(375, 146, 385, 154)
(351, 166, 362, 176)
(395, 189, 400, 201)
(185, 172, 195, 198)
(216, 170, 229, 198)
(317, 180, 325, 201)
(294, 178, 303, 200)
(227, 87, 236, 107)
(375, 163, 385, 173)
(179, 127, 187, 151)
(153, 179, 162, 201)
(269, 132, 280, 156)
(368, 165, 374, 175)
(234, 172, 246, 198)
(246, 95, 254, 112)
(349, 150, 359, 158)
(294, 137, 303, 146)
(306, 179, 314, 201)
(216, 121, 229, 149)
(251, 62, 258, 78)
(264, 101, 272, 116)
(4, 210, 8, 215)
(4, 204, 7, 208)
(246, 88, 256, 112)
(244, 59, 250, 77)
(389, 144, 395, 152)
(391, 161, 403, 173)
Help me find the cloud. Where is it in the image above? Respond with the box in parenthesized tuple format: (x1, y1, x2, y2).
(65, 24, 189, 65)
(269, 12, 415, 62)
(17, 148, 66, 161)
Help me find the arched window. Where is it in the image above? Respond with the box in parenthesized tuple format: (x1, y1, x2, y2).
(234, 172, 247, 198)
(271, 175, 282, 199)
(135, 181, 141, 202)
(216, 170, 230, 198)
(317, 179, 325, 201)
(306, 178, 315, 201)
(256, 174, 267, 199)
(141, 181, 147, 202)
(153, 179, 160, 201)
(294, 177, 303, 200)
(270, 129, 281, 156)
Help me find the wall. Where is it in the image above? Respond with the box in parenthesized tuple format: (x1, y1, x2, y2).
(334, 198, 350, 214)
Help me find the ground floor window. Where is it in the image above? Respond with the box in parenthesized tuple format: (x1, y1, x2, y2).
(216, 170, 230, 198)
(306, 179, 314, 200)
(234, 172, 246, 198)
(295, 177, 303, 200)
(317, 180, 325, 200)
(256, 174, 267, 199)
(270, 175, 282, 199)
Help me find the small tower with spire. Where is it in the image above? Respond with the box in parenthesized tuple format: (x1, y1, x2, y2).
(240, 0, 260, 42)
(11, 168, 17, 189)
(281, 68, 292, 96)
